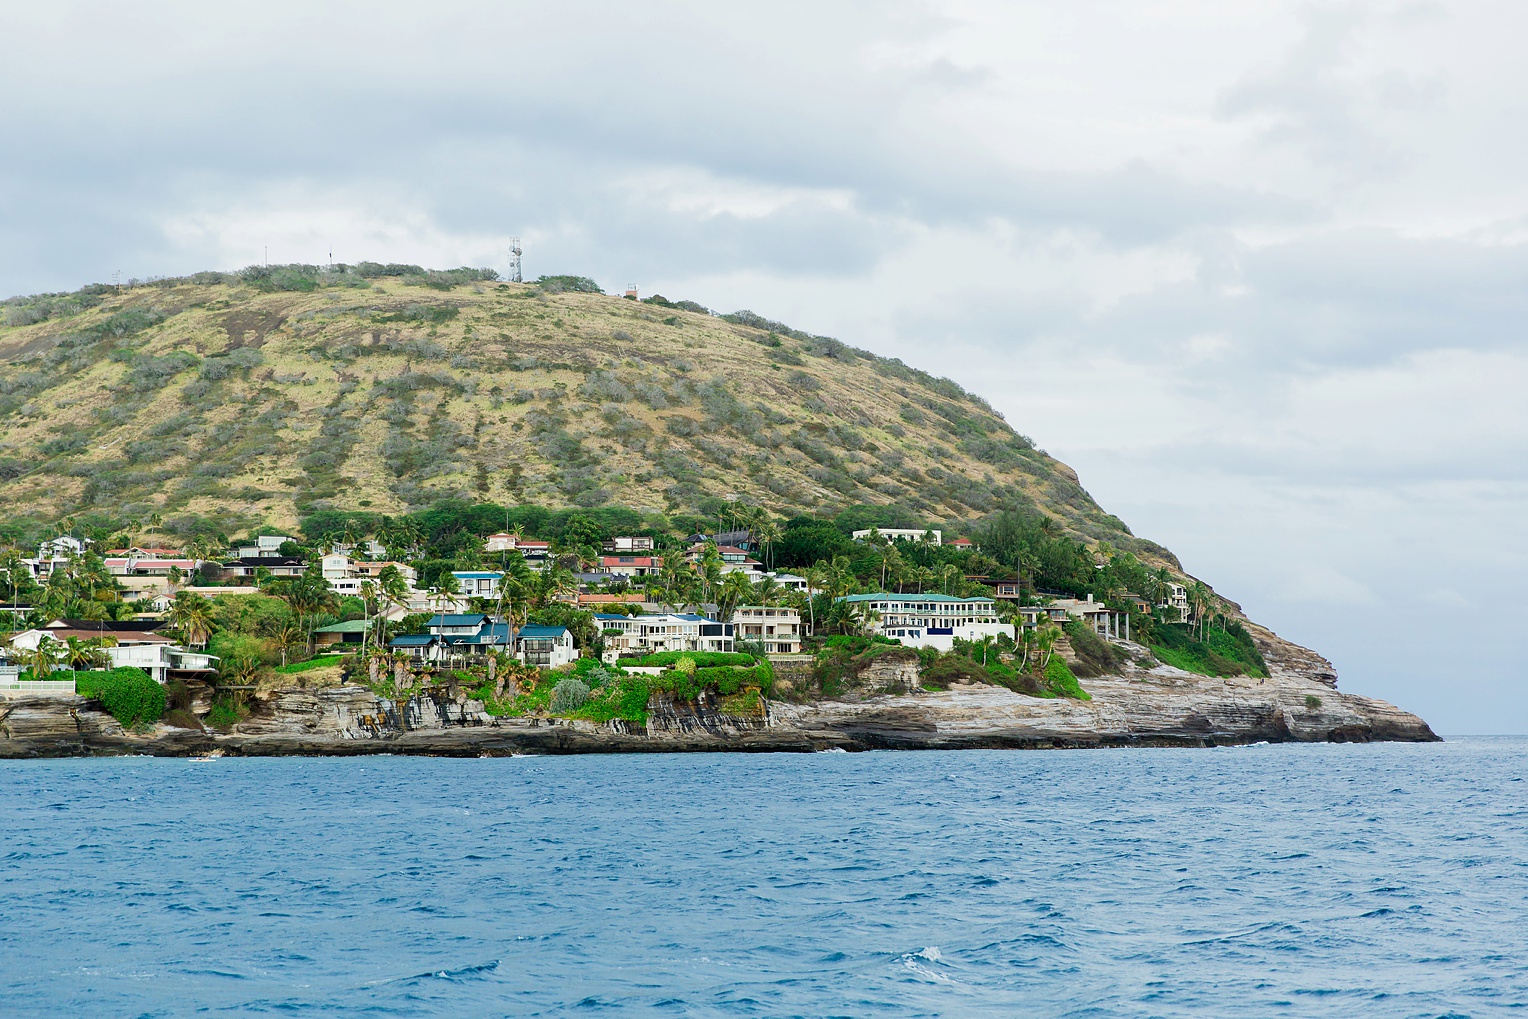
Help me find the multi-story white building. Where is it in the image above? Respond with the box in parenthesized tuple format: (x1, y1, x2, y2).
(234, 535, 293, 559)
(836, 592, 1012, 652)
(730, 606, 802, 654)
(604, 536, 655, 553)
(595, 612, 735, 658)
(850, 528, 942, 545)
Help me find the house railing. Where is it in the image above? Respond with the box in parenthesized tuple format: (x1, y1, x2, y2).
(0, 679, 78, 696)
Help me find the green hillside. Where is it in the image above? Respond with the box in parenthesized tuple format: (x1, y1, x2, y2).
(0, 262, 1168, 563)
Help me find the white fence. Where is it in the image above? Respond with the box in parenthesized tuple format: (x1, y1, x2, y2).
(0, 679, 78, 697)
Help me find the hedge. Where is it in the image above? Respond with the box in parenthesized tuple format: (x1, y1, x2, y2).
(274, 655, 345, 674)
(651, 659, 775, 700)
(75, 668, 166, 727)
(623, 651, 756, 668)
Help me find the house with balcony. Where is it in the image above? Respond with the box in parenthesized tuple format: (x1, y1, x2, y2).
(603, 536, 655, 553)
(683, 544, 762, 576)
(730, 605, 802, 654)
(517, 625, 575, 668)
(452, 571, 504, 601)
(221, 555, 308, 582)
(595, 612, 734, 658)
(599, 555, 662, 578)
(835, 592, 1012, 652)
(850, 528, 942, 545)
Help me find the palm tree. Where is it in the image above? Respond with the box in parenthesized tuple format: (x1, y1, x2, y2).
(751, 575, 781, 608)
(716, 571, 754, 624)
(27, 636, 62, 678)
(431, 571, 463, 613)
(62, 636, 113, 672)
(755, 516, 782, 573)
(270, 622, 304, 667)
(166, 591, 214, 650)
(940, 563, 962, 597)
(1188, 581, 1213, 640)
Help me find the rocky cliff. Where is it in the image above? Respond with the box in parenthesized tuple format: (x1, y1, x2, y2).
(0, 631, 1435, 758)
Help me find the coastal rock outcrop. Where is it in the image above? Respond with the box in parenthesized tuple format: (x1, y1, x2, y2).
(0, 630, 1435, 758)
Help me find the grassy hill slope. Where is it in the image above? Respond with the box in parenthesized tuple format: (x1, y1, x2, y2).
(0, 265, 1163, 559)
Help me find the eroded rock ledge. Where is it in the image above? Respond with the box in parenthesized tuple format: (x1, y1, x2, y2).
(0, 647, 1436, 758)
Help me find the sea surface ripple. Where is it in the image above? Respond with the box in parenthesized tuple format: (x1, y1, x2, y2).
(2, 738, 1525, 1017)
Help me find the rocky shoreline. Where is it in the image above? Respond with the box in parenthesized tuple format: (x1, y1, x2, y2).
(0, 632, 1437, 758)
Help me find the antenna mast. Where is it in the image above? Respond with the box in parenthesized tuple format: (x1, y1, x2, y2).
(509, 238, 523, 283)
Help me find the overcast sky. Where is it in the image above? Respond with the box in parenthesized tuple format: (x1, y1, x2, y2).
(3, 1, 1524, 732)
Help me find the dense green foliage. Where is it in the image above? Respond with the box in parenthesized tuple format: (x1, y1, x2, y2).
(1043, 657, 1091, 700)
(623, 651, 756, 668)
(74, 667, 165, 727)
(274, 655, 344, 674)
(1150, 623, 1266, 678)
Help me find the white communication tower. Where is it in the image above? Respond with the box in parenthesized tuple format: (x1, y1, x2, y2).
(509, 238, 523, 283)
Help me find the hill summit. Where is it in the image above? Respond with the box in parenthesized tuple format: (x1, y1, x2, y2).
(0, 261, 1164, 558)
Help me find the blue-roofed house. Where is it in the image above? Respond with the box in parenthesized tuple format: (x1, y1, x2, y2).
(516, 625, 576, 668)
(452, 571, 504, 600)
(389, 614, 514, 661)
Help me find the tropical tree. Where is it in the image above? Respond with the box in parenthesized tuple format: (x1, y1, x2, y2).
(716, 570, 754, 624)
(755, 516, 782, 573)
(166, 591, 215, 649)
(751, 574, 781, 607)
(26, 637, 63, 678)
(62, 636, 113, 672)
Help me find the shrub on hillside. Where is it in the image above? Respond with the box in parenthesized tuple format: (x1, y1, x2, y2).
(549, 677, 591, 714)
(75, 668, 165, 727)
(535, 275, 603, 294)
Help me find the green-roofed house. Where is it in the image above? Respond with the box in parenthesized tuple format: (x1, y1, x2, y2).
(313, 618, 373, 649)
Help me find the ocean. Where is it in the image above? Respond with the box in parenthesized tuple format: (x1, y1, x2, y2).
(1, 738, 1524, 1017)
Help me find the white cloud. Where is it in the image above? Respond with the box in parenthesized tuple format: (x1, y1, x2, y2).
(3, 0, 1528, 729)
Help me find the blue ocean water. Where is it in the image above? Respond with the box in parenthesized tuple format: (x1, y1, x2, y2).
(2, 739, 1525, 1017)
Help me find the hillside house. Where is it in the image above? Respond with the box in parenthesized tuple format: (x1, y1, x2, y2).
(599, 555, 662, 578)
(603, 536, 655, 553)
(517, 625, 576, 667)
(850, 528, 942, 545)
(595, 612, 735, 657)
(452, 571, 504, 600)
(234, 535, 293, 558)
(684, 544, 762, 575)
(314, 619, 372, 648)
(730, 605, 802, 654)
(1046, 594, 1131, 640)
(221, 556, 308, 582)
(1163, 583, 1190, 623)
(836, 592, 1012, 652)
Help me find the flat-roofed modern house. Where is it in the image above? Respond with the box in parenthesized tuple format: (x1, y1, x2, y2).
(603, 536, 655, 553)
(835, 592, 1012, 651)
(222, 556, 309, 582)
(850, 528, 942, 545)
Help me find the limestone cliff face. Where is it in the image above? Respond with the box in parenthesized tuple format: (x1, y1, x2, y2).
(0, 644, 1435, 758)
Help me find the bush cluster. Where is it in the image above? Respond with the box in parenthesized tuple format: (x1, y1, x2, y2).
(75, 667, 166, 727)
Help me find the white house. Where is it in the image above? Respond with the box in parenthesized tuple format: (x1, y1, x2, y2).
(517, 625, 577, 668)
(836, 592, 1012, 652)
(596, 612, 735, 658)
(234, 535, 293, 559)
(850, 528, 942, 545)
(452, 570, 504, 600)
(604, 536, 655, 552)
(730, 605, 803, 654)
